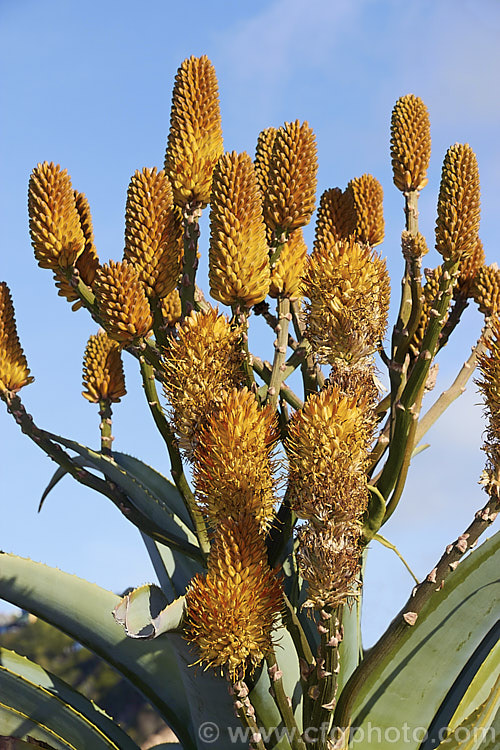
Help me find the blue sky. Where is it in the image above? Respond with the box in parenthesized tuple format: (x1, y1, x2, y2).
(1, 0, 499, 646)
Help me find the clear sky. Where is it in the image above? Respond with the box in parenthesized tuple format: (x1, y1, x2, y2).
(1, 0, 499, 646)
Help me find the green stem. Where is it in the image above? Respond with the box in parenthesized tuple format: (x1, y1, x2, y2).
(376, 257, 459, 504)
(290, 300, 323, 397)
(232, 305, 255, 391)
(333, 491, 500, 730)
(180, 201, 202, 318)
(253, 356, 304, 411)
(308, 607, 342, 748)
(98, 399, 113, 456)
(266, 649, 307, 750)
(267, 297, 291, 409)
(231, 679, 268, 750)
(138, 357, 209, 556)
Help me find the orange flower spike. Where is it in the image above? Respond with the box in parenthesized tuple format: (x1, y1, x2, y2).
(269, 228, 308, 299)
(193, 387, 279, 530)
(390, 95, 431, 192)
(164, 55, 223, 207)
(347, 174, 385, 247)
(28, 162, 85, 271)
(124, 168, 182, 299)
(82, 330, 126, 404)
(209, 151, 270, 308)
(264, 120, 318, 234)
(184, 515, 283, 680)
(436, 143, 480, 262)
(0, 282, 34, 393)
(93, 260, 152, 344)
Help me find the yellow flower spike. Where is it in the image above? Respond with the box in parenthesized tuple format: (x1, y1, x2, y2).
(298, 520, 362, 610)
(472, 263, 500, 317)
(209, 151, 270, 308)
(285, 384, 370, 522)
(54, 190, 100, 310)
(314, 187, 356, 246)
(93, 260, 152, 344)
(160, 288, 182, 327)
(304, 235, 390, 363)
(254, 127, 278, 244)
(164, 55, 224, 207)
(0, 282, 34, 393)
(401, 230, 429, 262)
(82, 330, 126, 404)
(390, 94, 431, 192)
(28, 162, 85, 271)
(456, 238, 485, 300)
(436, 143, 481, 262)
(264, 120, 318, 233)
(124, 168, 182, 299)
(162, 308, 244, 457)
(193, 387, 279, 530)
(347, 174, 385, 247)
(269, 228, 308, 299)
(185, 515, 283, 680)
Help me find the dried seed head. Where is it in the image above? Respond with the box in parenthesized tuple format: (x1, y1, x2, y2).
(305, 235, 390, 364)
(124, 168, 182, 299)
(54, 191, 100, 310)
(164, 55, 223, 207)
(390, 95, 431, 192)
(185, 515, 283, 680)
(82, 330, 126, 403)
(286, 383, 370, 522)
(162, 308, 244, 457)
(298, 520, 362, 609)
(193, 387, 279, 530)
(209, 151, 270, 308)
(28, 162, 85, 270)
(472, 264, 500, 317)
(314, 188, 356, 247)
(456, 238, 485, 300)
(476, 316, 500, 476)
(160, 288, 182, 327)
(436, 143, 481, 262)
(401, 230, 428, 263)
(269, 228, 308, 299)
(347, 174, 385, 247)
(264, 120, 318, 232)
(93, 260, 152, 344)
(0, 282, 34, 393)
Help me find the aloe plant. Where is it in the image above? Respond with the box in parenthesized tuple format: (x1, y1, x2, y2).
(0, 57, 499, 750)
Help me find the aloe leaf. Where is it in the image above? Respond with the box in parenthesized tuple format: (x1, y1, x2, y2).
(421, 625, 500, 748)
(249, 623, 302, 750)
(0, 647, 139, 750)
(0, 737, 59, 749)
(112, 452, 193, 529)
(112, 584, 185, 638)
(0, 553, 196, 750)
(145, 537, 204, 598)
(346, 532, 500, 749)
(433, 674, 500, 749)
(42, 433, 201, 559)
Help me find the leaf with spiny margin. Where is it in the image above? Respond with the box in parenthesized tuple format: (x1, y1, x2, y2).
(433, 674, 500, 749)
(0, 647, 140, 750)
(40, 433, 201, 559)
(112, 584, 186, 639)
(0, 553, 196, 750)
(346, 531, 500, 749)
